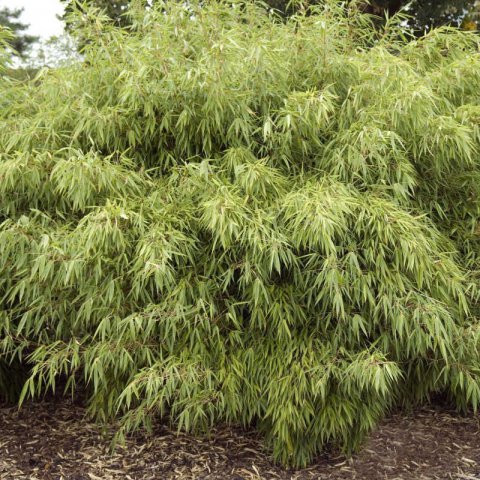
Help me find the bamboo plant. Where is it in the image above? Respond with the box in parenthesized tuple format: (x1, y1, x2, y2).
(1, 1, 480, 466)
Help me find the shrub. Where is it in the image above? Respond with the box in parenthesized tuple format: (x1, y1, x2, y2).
(1, 1, 480, 466)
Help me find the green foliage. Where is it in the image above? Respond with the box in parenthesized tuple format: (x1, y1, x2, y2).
(60, 0, 479, 31)
(62, 0, 133, 29)
(1, 1, 480, 466)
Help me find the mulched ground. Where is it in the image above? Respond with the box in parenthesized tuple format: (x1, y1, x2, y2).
(0, 399, 480, 480)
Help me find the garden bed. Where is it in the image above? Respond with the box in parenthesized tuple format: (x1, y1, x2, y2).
(0, 399, 479, 479)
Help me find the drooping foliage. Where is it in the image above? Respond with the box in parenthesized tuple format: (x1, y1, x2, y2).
(1, 1, 480, 467)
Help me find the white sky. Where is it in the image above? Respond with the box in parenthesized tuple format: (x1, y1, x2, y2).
(0, 0, 65, 39)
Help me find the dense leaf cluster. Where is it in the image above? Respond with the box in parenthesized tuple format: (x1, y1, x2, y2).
(1, 1, 480, 466)
(61, 0, 480, 31)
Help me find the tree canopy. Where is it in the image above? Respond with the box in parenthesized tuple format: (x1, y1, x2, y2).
(1, 0, 480, 467)
(366, 0, 477, 30)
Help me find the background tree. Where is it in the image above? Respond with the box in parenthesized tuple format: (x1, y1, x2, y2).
(0, 7, 38, 58)
(367, 0, 477, 30)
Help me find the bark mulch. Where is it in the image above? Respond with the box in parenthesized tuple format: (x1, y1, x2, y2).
(0, 399, 480, 480)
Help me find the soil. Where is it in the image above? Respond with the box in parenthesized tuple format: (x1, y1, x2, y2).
(0, 399, 479, 480)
